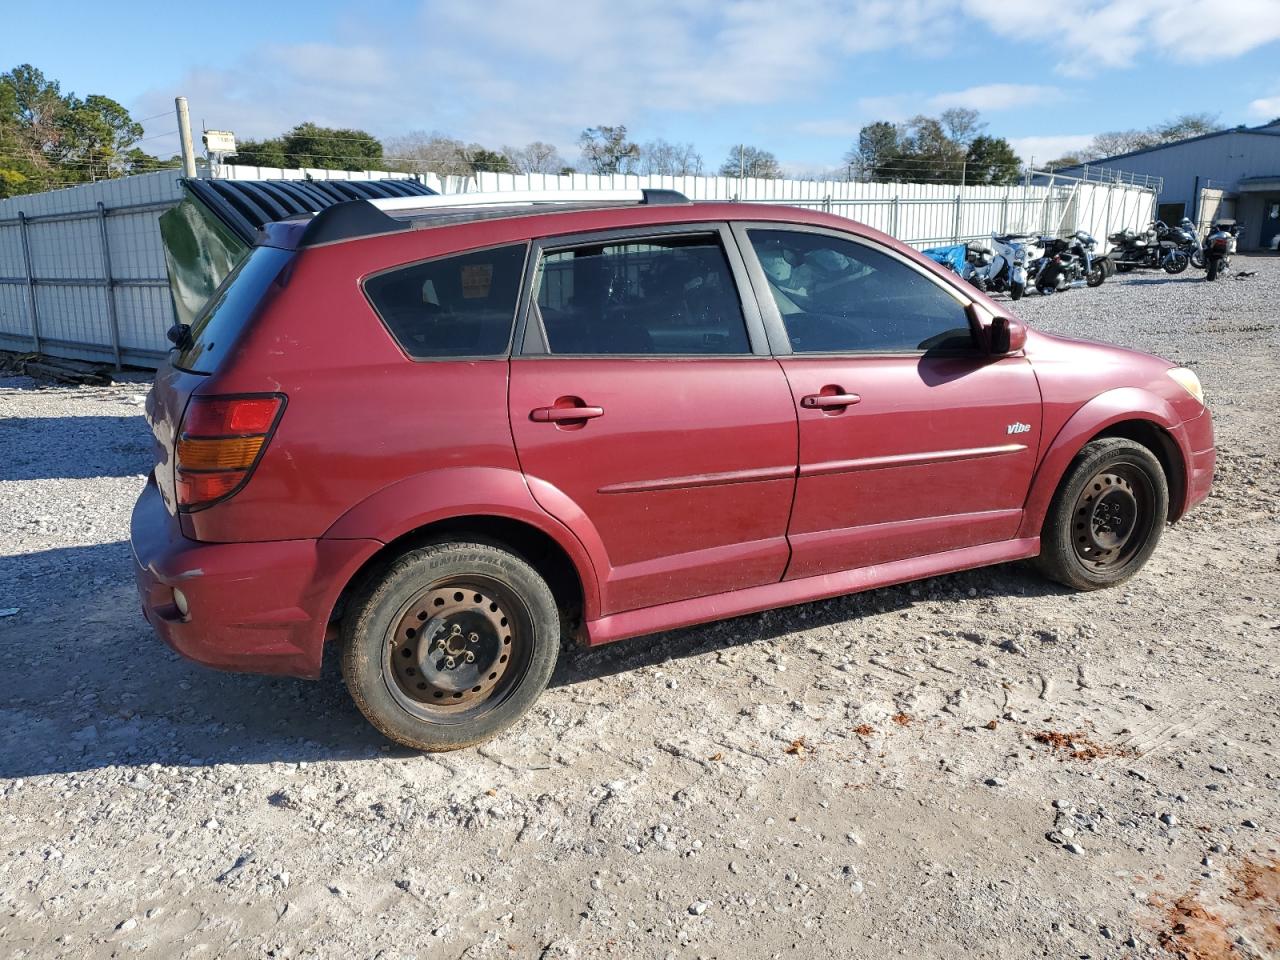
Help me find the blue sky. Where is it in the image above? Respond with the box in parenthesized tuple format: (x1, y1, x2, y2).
(6, 0, 1280, 173)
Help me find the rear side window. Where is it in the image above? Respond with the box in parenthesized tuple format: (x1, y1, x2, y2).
(175, 246, 293, 373)
(364, 244, 527, 358)
(532, 235, 751, 355)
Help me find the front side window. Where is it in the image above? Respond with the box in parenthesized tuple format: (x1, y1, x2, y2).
(747, 229, 974, 354)
(532, 235, 751, 355)
(364, 244, 527, 359)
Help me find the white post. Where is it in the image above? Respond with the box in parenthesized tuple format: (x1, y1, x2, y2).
(175, 96, 197, 178)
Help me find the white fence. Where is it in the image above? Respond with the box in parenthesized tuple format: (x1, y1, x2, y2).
(0, 167, 1155, 368)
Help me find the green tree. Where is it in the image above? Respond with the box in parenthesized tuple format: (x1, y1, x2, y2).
(845, 121, 899, 181)
(230, 123, 383, 171)
(719, 145, 782, 179)
(0, 63, 150, 197)
(964, 135, 1022, 185)
(230, 136, 288, 168)
(284, 122, 382, 170)
(578, 125, 639, 175)
(467, 147, 511, 173)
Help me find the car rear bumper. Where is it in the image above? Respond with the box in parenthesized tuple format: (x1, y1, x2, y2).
(130, 481, 379, 678)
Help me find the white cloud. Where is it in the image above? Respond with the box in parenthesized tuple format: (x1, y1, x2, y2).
(133, 0, 964, 161)
(967, 0, 1280, 75)
(929, 84, 1063, 111)
(1248, 95, 1280, 119)
(1007, 133, 1097, 164)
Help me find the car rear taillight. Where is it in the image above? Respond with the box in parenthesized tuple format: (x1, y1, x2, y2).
(175, 394, 285, 511)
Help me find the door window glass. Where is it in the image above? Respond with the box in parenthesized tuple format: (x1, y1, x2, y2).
(748, 229, 975, 354)
(533, 235, 750, 355)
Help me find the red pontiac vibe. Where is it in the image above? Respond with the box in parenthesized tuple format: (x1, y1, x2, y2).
(132, 190, 1215, 750)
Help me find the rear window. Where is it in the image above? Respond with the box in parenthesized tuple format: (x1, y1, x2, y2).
(363, 244, 527, 359)
(174, 246, 293, 374)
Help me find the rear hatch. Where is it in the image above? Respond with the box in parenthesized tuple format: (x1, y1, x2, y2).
(146, 246, 294, 514)
(149, 176, 437, 517)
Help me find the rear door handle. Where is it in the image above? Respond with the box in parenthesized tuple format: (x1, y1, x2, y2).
(530, 404, 605, 423)
(800, 392, 861, 409)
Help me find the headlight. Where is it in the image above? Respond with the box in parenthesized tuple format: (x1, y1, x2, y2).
(1167, 367, 1204, 405)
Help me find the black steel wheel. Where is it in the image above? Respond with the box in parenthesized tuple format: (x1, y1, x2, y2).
(1164, 252, 1189, 274)
(342, 542, 560, 751)
(384, 578, 530, 723)
(1067, 464, 1153, 571)
(1035, 438, 1168, 591)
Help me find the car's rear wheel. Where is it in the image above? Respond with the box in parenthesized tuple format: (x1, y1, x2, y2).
(341, 542, 560, 751)
(1035, 438, 1168, 591)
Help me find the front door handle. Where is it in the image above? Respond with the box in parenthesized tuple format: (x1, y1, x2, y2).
(530, 402, 605, 423)
(800, 391, 861, 410)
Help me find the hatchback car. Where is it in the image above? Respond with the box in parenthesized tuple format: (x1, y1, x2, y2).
(132, 189, 1215, 750)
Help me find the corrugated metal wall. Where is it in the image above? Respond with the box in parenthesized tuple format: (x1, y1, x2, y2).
(0, 167, 1156, 368)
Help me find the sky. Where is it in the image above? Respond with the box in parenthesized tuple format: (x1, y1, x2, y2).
(6, 0, 1280, 174)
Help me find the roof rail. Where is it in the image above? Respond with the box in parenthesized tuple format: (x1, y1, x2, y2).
(368, 187, 690, 214)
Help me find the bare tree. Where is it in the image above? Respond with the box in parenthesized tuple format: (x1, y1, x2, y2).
(940, 107, 985, 147)
(501, 141, 568, 174)
(383, 132, 473, 177)
(578, 125, 640, 175)
(718, 145, 782, 179)
(635, 138, 703, 176)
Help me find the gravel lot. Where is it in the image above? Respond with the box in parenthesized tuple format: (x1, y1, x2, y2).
(1, 257, 1278, 959)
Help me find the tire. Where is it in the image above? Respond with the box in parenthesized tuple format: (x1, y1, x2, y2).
(1034, 438, 1168, 591)
(1115, 261, 1134, 273)
(1086, 264, 1105, 287)
(1206, 257, 1219, 281)
(1010, 280, 1025, 301)
(341, 542, 561, 751)
(1163, 252, 1188, 274)
(1191, 249, 1205, 269)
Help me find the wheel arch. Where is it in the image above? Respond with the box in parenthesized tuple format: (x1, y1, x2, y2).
(321, 467, 604, 638)
(1089, 419, 1186, 521)
(1019, 388, 1191, 538)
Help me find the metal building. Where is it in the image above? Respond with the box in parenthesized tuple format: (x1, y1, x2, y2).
(1054, 120, 1280, 250)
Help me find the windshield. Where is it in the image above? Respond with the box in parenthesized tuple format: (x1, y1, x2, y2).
(174, 246, 293, 374)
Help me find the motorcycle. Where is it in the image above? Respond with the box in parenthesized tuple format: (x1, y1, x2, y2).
(1030, 231, 1107, 295)
(1203, 219, 1240, 281)
(1107, 221, 1190, 274)
(964, 233, 1037, 300)
(1177, 217, 1205, 268)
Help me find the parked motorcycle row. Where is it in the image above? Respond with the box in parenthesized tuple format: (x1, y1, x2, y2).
(923, 217, 1241, 298)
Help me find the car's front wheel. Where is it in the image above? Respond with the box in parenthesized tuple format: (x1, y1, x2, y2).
(342, 542, 560, 751)
(1035, 438, 1168, 591)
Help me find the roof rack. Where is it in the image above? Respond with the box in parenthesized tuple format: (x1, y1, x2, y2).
(368, 187, 690, 214)
(292, 188, 694, 248)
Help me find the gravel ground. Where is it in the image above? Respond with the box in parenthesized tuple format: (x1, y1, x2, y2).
(1, 256, 1278, 959)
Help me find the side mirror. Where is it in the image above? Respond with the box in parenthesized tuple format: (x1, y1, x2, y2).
(988, 315, 1027, 354)
(166, 323, 193, 350)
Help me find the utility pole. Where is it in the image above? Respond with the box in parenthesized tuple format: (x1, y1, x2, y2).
(739, 144, 745, 182)
(175, 96, 197, 178)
